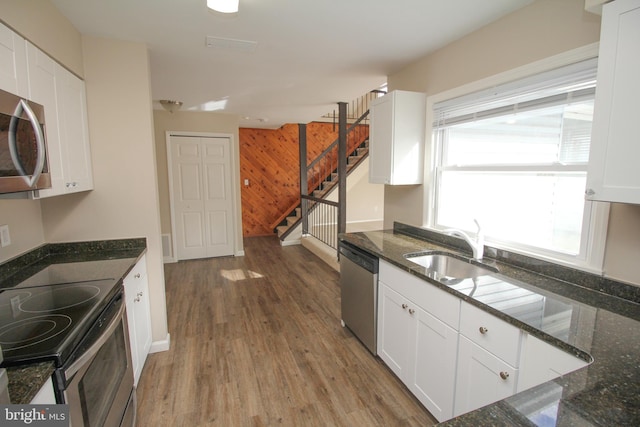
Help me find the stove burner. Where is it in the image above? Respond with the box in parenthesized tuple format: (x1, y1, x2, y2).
(0, 314, 72, 352)
(19, 284, 101, 313)
(0, 291, 32, 310)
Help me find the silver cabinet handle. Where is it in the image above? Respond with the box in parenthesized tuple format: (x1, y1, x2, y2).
(408, 308, 415, 315)
(135, 273, 141, 279)
(401, 303, 408, 310)
(8, 99, 46, 188)
(499, 371, 509, 380)
(585, 188, 595, 197)
(479, 326, 488, 334)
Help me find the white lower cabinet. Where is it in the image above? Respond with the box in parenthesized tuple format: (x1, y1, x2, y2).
(29, 377, 56, 404)
(454, 336, 518, 417)
(124, 255, 152, 386)
(376, 260, 590, 422)
(378, 261, 460, 422)
(517, 333, 589, 393)
(378, 282, 458, 422)
(378, 283, 412, 379)
(453, 302, 521, 417)
(411, 304, 458, 421)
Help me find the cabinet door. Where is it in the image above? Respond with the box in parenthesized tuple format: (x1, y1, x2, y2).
(55, 64, 93, 193)
(0, 23, 28, 97)
(411, 305, 458, 422)
(586, 0, 640, 204)
(369, 91, 425, 185)
(25, 42, 65, 197)
(377, 282, 412, 379)
(28, 42, 93, 198)
(369, 94, 394, 184)
(124, 255, 152, 386)
(454, 336, 517, 417)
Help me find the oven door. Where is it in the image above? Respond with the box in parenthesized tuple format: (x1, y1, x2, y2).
(57, 290, 136, 427)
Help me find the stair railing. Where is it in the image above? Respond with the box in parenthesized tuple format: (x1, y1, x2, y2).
(300, 103, 371, 251)
(306, 110, 370, 197)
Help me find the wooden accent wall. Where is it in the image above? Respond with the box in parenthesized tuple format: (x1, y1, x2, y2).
(239, 122, 367, 237)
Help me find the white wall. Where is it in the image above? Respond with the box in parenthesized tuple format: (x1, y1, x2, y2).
(325, 157, 385, 231)
(385, 0, 640, 287)
(41, 36, 169, 344)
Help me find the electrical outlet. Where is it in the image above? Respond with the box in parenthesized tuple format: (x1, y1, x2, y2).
(0, 224, 10, 247)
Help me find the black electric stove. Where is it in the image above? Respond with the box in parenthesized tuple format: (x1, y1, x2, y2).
(0, 262, 124, 368)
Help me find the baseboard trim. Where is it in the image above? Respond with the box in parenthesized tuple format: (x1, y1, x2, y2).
(149, 334, 171, 353)
(281, 239, 301, 247)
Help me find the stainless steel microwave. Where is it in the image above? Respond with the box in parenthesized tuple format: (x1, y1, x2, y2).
(0, 88, 51, 194)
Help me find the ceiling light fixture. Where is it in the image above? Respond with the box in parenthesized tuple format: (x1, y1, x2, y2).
(207, 0, 239, 14)
(159, 100, 183, 113)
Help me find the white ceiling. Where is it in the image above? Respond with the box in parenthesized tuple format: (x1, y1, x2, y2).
(51, 0, 533, 129)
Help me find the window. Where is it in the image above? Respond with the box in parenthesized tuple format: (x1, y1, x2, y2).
(430, 58, 607, 269)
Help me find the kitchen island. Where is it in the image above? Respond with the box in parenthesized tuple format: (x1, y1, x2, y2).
(340, 223, 640, 426)
(0, 238, 146, 404)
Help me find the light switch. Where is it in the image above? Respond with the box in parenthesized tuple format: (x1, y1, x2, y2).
(0, 224, 10, 247)
(244, 179, 249, 186)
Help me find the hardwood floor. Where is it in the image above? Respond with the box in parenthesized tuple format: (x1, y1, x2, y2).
(136, 236, 436, 426)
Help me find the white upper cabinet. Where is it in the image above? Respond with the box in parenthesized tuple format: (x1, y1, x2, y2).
(0, 23, 28, 97)
(25, 42, 63, 195)
(53, 64, 93, 194)
(25, 41, 93, 198)
(369, 90, 426, 185)
(586, 0, 640, 204)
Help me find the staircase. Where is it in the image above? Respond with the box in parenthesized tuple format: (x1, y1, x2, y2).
(275, 137, 370, 238)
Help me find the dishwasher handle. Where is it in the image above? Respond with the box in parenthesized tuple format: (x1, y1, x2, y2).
(339, 242, 379, 274)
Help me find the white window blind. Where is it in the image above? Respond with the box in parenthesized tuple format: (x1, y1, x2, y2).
(431, 58, 598, 259)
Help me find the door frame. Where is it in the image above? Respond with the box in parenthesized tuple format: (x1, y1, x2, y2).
(165, 131, 243, 261)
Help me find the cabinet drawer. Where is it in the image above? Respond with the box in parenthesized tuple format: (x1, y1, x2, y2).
(380, 260, 460, 329)
(460, 302, 521, 366)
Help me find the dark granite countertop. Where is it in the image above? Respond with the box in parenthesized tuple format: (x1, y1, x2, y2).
(339, 223, 640, 426)
(0, 238, 147, 404)
(5, 362, 55, 404)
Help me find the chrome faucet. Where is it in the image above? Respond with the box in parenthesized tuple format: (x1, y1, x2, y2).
(444, 219, 484, 261)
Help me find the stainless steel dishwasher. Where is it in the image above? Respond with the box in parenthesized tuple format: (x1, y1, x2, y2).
(339, 241, 379, 355)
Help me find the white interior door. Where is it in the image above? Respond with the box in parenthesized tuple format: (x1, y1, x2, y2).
(169, 135, 235, 260)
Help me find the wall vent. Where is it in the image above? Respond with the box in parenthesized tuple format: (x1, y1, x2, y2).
(205, 36, 257, 52)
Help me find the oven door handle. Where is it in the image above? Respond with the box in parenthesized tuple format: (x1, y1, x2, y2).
(8, 99, 47, 188)
(65, 302, 126, 379)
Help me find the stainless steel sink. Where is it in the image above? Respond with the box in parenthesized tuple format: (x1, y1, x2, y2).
(404, 252, 496, 281)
